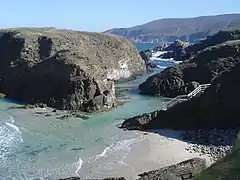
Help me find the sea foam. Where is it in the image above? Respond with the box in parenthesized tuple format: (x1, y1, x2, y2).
(75, 157, 83, 176)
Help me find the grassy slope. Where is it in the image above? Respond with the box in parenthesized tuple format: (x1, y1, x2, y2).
(196, 130, 240, 180)
(105, 14, 240, 42)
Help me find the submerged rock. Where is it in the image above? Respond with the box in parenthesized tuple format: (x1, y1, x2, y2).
(0, 28, 146, 112)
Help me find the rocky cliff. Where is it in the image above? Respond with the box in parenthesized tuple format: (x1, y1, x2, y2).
(122, 60, 240, 130)
(139, 39, 240, 97)
(0, 28, 146, 112)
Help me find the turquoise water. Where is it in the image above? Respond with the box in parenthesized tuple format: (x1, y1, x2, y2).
(0, 44, 173, 179)
(133, 43, 159, 51)
(0, 67, 171, 179)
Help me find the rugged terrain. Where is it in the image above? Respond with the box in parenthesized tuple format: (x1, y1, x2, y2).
(121, 60, 240, 130)
(105, 14, 240, 43)
(139, 29, 240, 97)
(118, 39, 240, 179)
(0, 28, 146, 112)
(196, 131, 240, 180)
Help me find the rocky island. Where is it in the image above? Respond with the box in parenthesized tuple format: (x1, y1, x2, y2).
(0, 28, 146, 112)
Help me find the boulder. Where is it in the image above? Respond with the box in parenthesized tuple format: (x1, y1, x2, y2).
(0, 28, 146, 112)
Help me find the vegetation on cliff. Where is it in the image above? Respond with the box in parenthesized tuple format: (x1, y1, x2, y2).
(0, 28, 146, 112)
(196, 131, 240, 180)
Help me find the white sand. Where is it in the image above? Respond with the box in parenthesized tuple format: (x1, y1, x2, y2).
(121, 130, 213, 180)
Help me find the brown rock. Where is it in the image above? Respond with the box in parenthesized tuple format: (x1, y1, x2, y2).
(0, 28, 146, 112)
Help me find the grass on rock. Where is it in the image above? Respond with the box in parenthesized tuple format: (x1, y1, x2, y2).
(196, 130, 240, 180)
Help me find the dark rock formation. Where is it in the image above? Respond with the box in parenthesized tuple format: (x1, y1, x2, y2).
(157, 40, 191, 61)
(0, 28, 146, 112)
(152, 44, 168, 51)
(137, 158, 206, 180)
(164, 40, 191, 52)
(139, 50, 152, 63)
(59, 177, 126, 180)
(122, 61, 240, 130)
(139, 40, 240, 98)
(157, 29, 240, 61)
(186, 28, 240, 55)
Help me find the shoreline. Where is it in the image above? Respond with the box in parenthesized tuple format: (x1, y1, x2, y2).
(118, 130, 215, 180)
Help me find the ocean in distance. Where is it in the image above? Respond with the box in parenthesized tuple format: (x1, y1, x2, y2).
(133, 42, 160, 51)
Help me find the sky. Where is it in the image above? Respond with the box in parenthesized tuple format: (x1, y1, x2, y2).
(0, 0, 239, 32)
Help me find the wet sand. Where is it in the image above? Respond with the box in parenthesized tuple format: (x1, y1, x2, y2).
(118, 130, 213, 180)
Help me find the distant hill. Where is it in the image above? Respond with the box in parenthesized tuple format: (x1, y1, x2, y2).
(104, 14, 240, 43)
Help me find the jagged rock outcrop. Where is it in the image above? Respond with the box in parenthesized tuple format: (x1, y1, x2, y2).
(137, 158, 206, 180)
(139, 50, 154, 72)
(164, 40, 191, 51)
(152, 44, 168, 51)
(122, 61, 240, 130)
(186, 28, 240, 55)
(139, 40, 240, 98)
(0, 28, 146, 112)
(157, 40, 191, 61)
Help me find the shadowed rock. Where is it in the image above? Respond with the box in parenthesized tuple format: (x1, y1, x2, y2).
(139, 39, 240, 98)
(0, 28, 146, 112)
(122, 61, 240, 130)
(137, 158, 206, 180)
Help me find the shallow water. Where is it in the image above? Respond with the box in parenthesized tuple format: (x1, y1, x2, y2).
(0, 61, 173, 180)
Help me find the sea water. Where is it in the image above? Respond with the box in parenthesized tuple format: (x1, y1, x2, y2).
(0, 47, 175, 179)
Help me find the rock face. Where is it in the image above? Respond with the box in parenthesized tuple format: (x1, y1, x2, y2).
(157, 40, 191, 61)
(122, 61, 240, 130)
(139, 39, 240, 98)
(164, 40, 191, 51)
(0, 28, 146, 112)
(137, 158, 206, 180)
(186, 28, 240, 55)
(139, 50, 153, 72)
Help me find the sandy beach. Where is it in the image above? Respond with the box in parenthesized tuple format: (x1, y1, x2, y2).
(118, 130, 213, 180)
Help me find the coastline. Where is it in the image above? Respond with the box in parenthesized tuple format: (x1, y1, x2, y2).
(118, 130, 214, 180)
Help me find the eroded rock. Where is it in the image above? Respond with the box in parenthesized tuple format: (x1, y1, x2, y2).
(0, 28, 146, 112)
